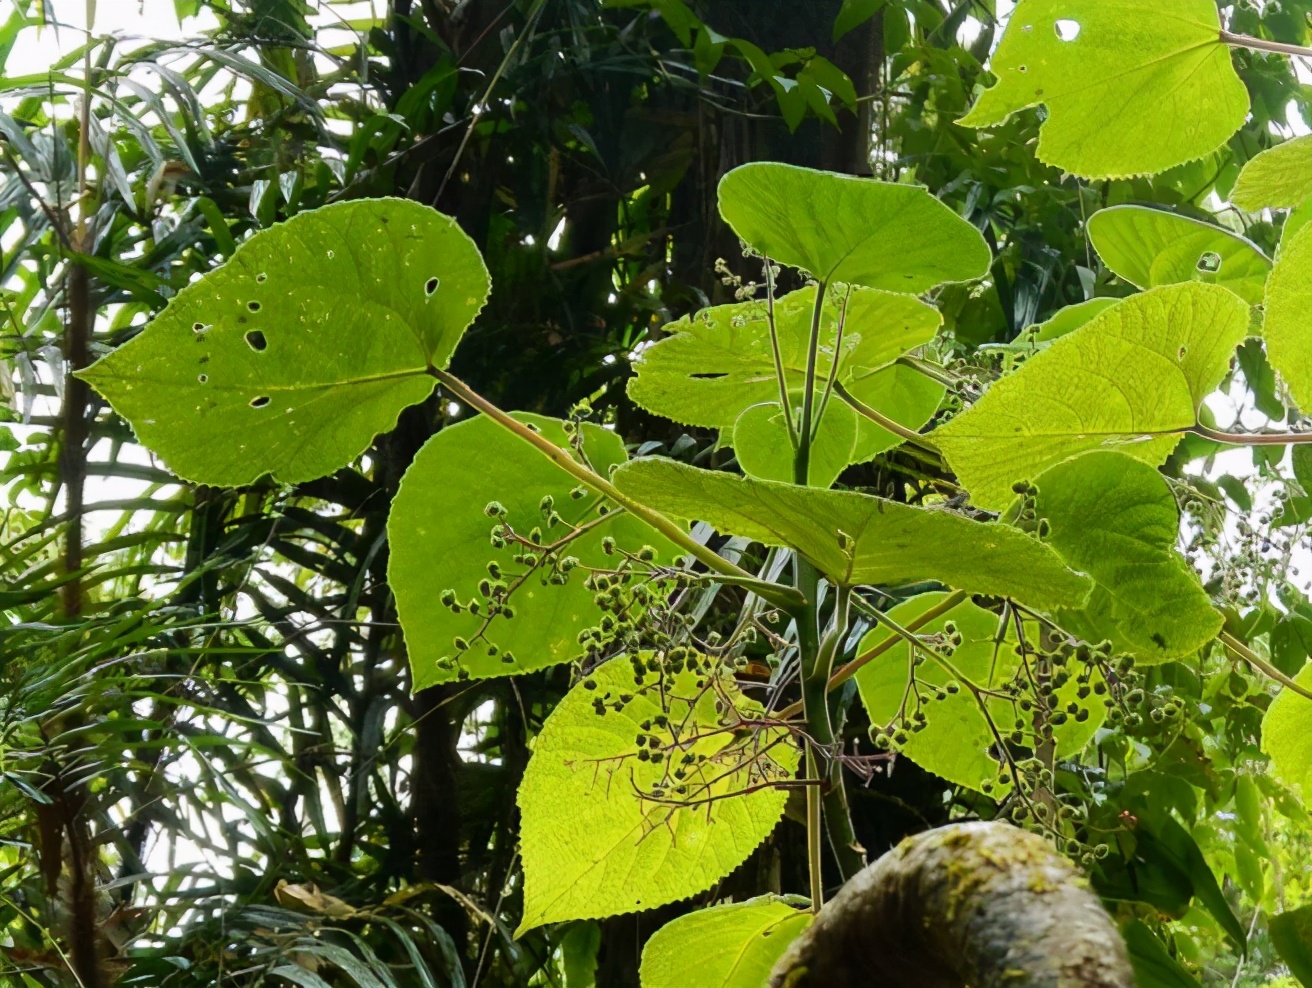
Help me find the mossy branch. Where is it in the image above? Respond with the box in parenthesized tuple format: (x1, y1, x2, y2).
(769, 821, 1134, 988)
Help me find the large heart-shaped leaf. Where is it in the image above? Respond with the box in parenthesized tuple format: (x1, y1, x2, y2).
(612, 458, 1091, 609)
(732, 399, 857, 488)
(390, 414, 678, 690)
(717, 162, 991, 291)
(80, 199, 489, 486)
(517, 658, 796, 931)
(959, 0, 1248, 179)
(1032, 451, 1220, 662)
(1232, 135, 1312, 211)
(933, 283, 1251, 510)
(1087, 205, 1270, 305)
(640, 897, 812, 988)
(1262, 220, 1312, 411)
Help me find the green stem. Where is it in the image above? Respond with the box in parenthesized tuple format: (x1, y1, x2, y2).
(834, 381, 940, 452)
(430, 368, 804, 612)
(764, 260, 799, 451)
(1220, 630, 1312, 701)
(795, 281, 829, 485)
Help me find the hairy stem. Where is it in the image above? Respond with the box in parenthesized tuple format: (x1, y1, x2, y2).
(769, 822, 1134, 988)
(1221, 630, 1312, 701)
(1221, 29, 1312, 60)
(764, 259, 799, 450)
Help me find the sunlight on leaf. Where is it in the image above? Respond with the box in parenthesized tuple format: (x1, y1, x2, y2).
(613, 458, 1091, 609)
(1261, 220, 1312, 413)
(960, 0, 1248, 179)
(732, 399, 856, 488)
(933, 283, 1250, 511)
(640, 897, 811, 988)
(718, 162, 991, 291)
(1232, 135, 1312, 211)
(80, 199, 490, 485)
(517, 658, 797, 931)
(1262, 661, 1312, 797)
(391, 414, 677, 689)
(1087, 205, 1270, 305)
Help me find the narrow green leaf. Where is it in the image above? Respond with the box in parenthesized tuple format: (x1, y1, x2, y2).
(639, 897, 811, 988)
(390, 414, 677, 690)
(959, 0, 1247, 179)
(1262, 661, 1312, 795)
(1232, 135, 1312, 212)
(516, 659, 797, 932)
(833, 0, 885, 42)
(1087, 205, 1270, 305)
(718, 162, 991, 291)
(933, 283, 1251, 510)
(79, 199, 489, 486)
(1271, 904, 1312, 987)
(1261, 220, 1312, 412)
(1121, 921, 1202, 988)
(612, 458, 1092, 609)
(1032, 451, 1220, 662)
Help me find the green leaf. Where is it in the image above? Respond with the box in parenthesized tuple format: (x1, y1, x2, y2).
(1087, 205, 1270, 306)
(717, 162, 992, 291)
(933, 283, 1251, 510)
(1271, 904, 1312, 988)
(1261, 220, 1312, 413)
(1032, 297, 1120, 342)
(1121, 921, 1202, 988)
(733, 399, 856, 488)
(562, 922, 601, 988)
(1236, 340, 1284, 422)
(612, 459, 1091, 609)
(79, 199, 489, 486)
(516, 659, 797, 932)
(627, 285, 943, 463)
(833, 0, 885, 42)
(1232, 135, 1312, 212)
(959, 0, 1248, 179)
(639, 897, 811, 988)
(1262, 661, 1312, 796)
(390, 414, 677, 689)
(855, 594, 1019, 791)
(1032, 451, 1220, 662)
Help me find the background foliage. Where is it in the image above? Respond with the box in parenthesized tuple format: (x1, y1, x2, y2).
(4, 0, 1312, 985)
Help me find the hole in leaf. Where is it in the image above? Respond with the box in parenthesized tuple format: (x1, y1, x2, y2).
(1197, 251, 1222, 274)
(1178, 346, 1189, 360)
(1055, 19, 1081, 41)
(197, 374, 208, 384)
(1017, 64, 1028, 73)
(691, 373, 729, 380)
(425, 277, 440, 296)
(250, 395, 270, 409)
(192, 322, 205, 333)
(256, 272, 267, 283)
(248, 300, 262, 312)
(327, 249, 335, 259)
(245, 330, 268, 352)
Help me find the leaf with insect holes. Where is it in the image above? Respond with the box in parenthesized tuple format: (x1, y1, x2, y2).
(640, 897, 812, 988)
(1087, 206, 1270, 305)
(717, 162, 991, 291)
(628, 285, 945, 470)
(932, 283, 1251, 511)
(1030, 451, 1221, 662)
(516, 658, 797, 931)
(79, 198, 489, 486)
(612, 458, 1091, 609)
(959, 0, 1248, 179)
(390, 414, 678, 690)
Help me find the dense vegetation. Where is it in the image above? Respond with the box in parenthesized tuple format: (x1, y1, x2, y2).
(4, 1, 1312, 986)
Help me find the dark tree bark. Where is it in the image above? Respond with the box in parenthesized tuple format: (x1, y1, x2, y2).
(770, 822, 1135, 988)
